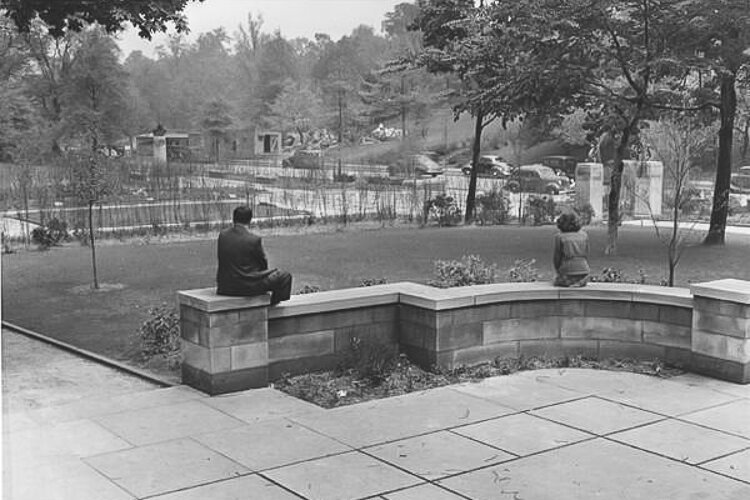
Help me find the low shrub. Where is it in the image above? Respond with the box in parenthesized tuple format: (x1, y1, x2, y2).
(589, 267, 666, 285)
(578, 203, 596, 225)
(31, 218, 69, 249)
(526, 195, 556, 226)
(476, 189, 510, 225)
(359, 277, 388, 287)
(425, 193, 462, 227)
(429, 254, 497, 288)
(138, 306, 181, 367)
(338, 336, 398, 383)
(296, 284, 322, 294)
(507, 258, 540, 282)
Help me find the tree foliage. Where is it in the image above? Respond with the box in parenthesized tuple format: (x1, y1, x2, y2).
(662, 0, 750, 245)
(2, 0, 201, 39)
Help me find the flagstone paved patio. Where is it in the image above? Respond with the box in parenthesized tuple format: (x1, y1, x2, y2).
(3, 329, 750, 500)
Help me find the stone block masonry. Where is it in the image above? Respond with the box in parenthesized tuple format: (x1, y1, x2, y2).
(691, 279, 750, 383)
(179, 280, 750, 395)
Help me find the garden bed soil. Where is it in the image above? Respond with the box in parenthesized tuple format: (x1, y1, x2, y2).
(273, 355, 684, 409)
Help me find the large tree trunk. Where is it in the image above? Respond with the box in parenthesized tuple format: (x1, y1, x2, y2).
(704, 73, 737, 245)
(605, 123, 636, 255)
(464, 110, 483, 223)
(88, 200, 99, 289)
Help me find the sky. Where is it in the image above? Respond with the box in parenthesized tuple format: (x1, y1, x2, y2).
(117, 0, 406, 58)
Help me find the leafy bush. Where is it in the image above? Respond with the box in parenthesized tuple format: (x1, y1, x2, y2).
(578, 203, 595, 225)
(31, 218, 69, 249)
(359, 277, 388, 287)
(425, 193, 462, 227)
(429, 254, 497, 288)
(507, 258, 540, 282)
(526, 195, 556, 225)
(139, 306, 181, 367)
(339, 336, 398, 383)
(476, 189, 510, 225)
(589, 267, 666, 285)
(296, 284, 322, 294)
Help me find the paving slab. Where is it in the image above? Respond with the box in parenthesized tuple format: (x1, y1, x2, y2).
(669, 373, 750, 399)
(609, 419, 750, 465)
(530, 396, 665, 435)
(148, 474, 302, 500)
(681, 399, 750, 439)
(1, 330, 156, 413)
(263, 451, 422, 500)
(194, 418, 351, 471)
(439, 438, 750, 500)
(85, 438, 249, 498)
(200, 387, 323, 423)
(380, 483, 468, 499)
(93, 400, 245, 445)
(6, 418, 132, 469)
(453, 413, 592, 456)
(528, 368, 678, 395)
(289, 386, 514, 448)
(366, 430, 514, 480)
(451, 375, 584, 410)
(2, 410, 41, 434)
(4, 458, 135, 500)
(25, 385, 206, 426)
(702, 449, 750, 483)
(596, 378, 740, 416)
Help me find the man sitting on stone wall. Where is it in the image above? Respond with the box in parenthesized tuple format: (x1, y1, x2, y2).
(216, 206, 292, 305)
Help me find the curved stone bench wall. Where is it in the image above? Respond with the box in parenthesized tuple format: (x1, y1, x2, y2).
(178, 279, 750, 394)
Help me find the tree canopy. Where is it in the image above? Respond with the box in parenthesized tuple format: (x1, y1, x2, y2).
(1, 0, 201, 38)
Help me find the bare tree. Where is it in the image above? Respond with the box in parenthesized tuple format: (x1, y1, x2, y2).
(640, 117, 716, 286)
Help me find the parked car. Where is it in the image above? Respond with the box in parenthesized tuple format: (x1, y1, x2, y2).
(730, 172, 750, 194)
(389, 154, 444, 179)
(461, 155, 512, 178)
(504, 164, 573, 195)
(282, 149, 324, 169)
(540, 155, 579, 178)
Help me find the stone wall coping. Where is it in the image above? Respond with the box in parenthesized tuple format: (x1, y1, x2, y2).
(179, 282, 694, 317)
(691, 279, 750, 305)
(268, 284, 403, 319)
(633, 285, 693, 308)
(177, 287, 271, 312)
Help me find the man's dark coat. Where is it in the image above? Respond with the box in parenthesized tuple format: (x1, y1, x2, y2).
(216, 225, 274, 296)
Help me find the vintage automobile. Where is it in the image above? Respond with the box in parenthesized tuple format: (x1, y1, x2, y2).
(389, 154, 444, 180)
(730, 171, 750, 194)
(281, 149, 324, 169)
(540, 155, 579, 178)
(461, 155, 513, 178)
(504, 164, 573, 195)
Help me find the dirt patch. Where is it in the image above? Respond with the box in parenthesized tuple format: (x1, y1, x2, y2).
(70, 283, 127, 294)
(273, 355, 684, 409)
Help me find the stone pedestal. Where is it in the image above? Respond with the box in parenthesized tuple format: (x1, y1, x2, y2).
(178, 288, 271, 395)
(574, 163, 603, 221)
(690, 279, 750, 383)
(623, 160, 663, 218)
(153, 136, 167, 165)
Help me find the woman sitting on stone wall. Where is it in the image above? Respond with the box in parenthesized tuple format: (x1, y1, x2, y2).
(553, 212, 590, 287)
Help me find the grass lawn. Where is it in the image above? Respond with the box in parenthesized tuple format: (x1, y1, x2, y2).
(3, 222, 750, 378)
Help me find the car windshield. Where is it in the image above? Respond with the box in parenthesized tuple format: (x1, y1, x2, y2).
(413, 155, 440, 169)
(732, 174, 750, 190)
(533, 166, 558, 178)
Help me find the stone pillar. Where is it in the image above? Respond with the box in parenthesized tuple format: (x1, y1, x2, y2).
(574, 163, 603, 222)
(690, 279, 750, 384)
(153, 136, 167, 165)
(630, 160, 663, 218)
(178, 288, 271, 395)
